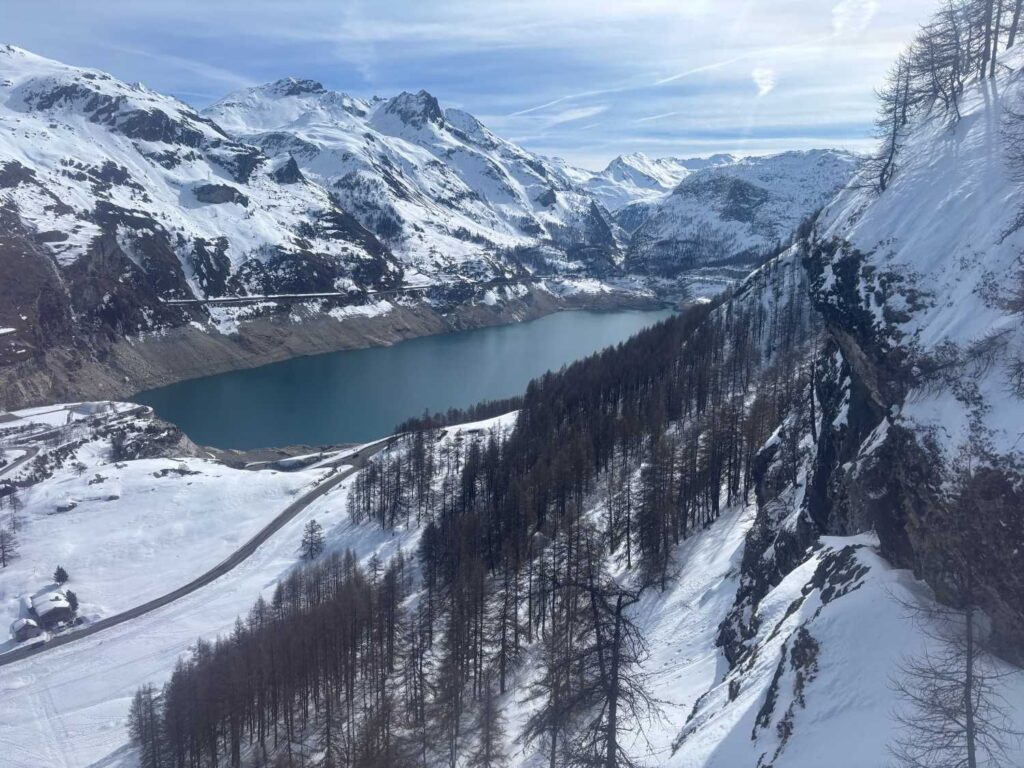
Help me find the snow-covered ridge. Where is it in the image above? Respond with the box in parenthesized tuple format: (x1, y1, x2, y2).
(204, 78, 626, 279)
(626, 149, 858, 276)
(567, 151, 737, 212)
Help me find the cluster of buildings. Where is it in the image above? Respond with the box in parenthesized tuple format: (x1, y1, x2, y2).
(9, 589, 74, 642)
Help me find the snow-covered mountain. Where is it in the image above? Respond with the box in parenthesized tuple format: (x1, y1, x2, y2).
(205, 80, 622, 279)
(626, 149, 857, 276)
(0, 45, 402, 303)
(562, 151, 737, 212)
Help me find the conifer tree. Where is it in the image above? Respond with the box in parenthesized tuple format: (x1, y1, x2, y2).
(301, 519, 325, 559)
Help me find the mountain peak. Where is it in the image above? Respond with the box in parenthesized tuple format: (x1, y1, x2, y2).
(0, 43, 83, 78)
(264, 77, 326, 97)
(0, 44, 42, 62)
(379, 89, 444, 129)
(605, 152, 652, 173)
(686, 153, 736, 168)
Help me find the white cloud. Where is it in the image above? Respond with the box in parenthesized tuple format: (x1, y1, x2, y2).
(832, 0, 879, 38)
(752, 66, 777, 97)
(545, 105, 609, 126)
(509, 88, 621, 117)
(634, 111, 684, 124)
(653, 53, 752, 86)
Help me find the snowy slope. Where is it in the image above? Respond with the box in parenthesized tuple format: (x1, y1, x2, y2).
(0, 404, 318, 652)
(816, 56, 1024, 459)
(0, 464, 409, 768)
(675, 531, 1024, 767)
(681, 50, 1024, 768)
(628, 150, 857, 276)
(206, 81, 623, 279)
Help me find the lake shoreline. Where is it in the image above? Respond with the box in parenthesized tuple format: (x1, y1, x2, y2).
(0, 286, 663, 413)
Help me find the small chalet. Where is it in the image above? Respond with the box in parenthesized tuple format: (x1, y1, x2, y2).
(30, 590, 73, 628)
(10, 617, 42, 642)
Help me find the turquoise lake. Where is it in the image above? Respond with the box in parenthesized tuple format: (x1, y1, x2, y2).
(135, 308, 675, 449)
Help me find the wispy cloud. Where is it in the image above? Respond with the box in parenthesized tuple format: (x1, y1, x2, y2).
(4, 0, 934, 167)
(832, 0, 879, 38)
(653, 54, 753, 86)
(509, 89, 621, 117)
(545, 105, 609, 126)
(634, 111, 684, 124)
(752, 66, 777, 97)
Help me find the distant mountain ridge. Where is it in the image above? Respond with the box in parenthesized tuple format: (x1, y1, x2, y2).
(205, 79, 625, 281)
(625, 149, 857, 276)
(564, 151, 737, 212)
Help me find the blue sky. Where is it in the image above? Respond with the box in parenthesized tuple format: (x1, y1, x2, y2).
(5, 0, 936, 169)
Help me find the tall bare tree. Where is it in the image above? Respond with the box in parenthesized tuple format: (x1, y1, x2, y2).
(1007, 0, 1023, 47)
(868, 54, 913, 193)
(891, 458, 1023, 768)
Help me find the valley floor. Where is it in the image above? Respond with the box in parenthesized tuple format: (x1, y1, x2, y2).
(0, 410, 416, 767)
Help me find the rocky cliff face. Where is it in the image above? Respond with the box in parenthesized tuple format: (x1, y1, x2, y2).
(717, 57, 1024, 671)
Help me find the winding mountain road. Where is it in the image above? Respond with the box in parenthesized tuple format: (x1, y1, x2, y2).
(0, 435, 394, 668)
(0, 446, 39, 479)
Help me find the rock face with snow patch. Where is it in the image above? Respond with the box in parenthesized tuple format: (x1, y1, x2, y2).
(719, 51, 1024, 683)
